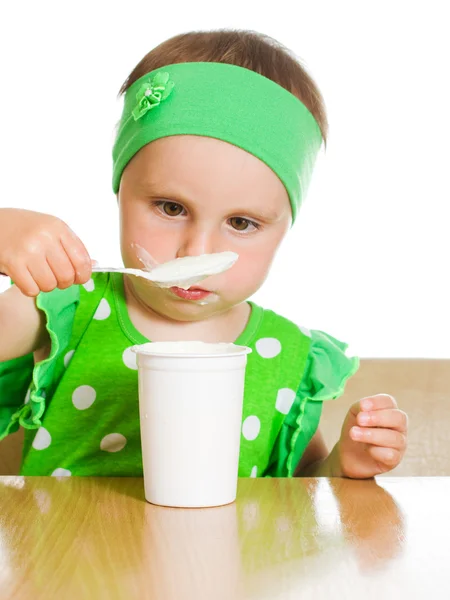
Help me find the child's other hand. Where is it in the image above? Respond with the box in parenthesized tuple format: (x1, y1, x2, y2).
(0, 208, 92, 297)
(338, 394, 408, 479)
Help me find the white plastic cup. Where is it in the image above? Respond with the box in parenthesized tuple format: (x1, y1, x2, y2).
(131, 341, 252, 508)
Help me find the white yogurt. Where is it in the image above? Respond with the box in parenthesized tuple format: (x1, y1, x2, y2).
(147, 251, 238, 289)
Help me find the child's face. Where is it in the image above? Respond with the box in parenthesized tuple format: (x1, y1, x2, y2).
(118, 135, 291, 322)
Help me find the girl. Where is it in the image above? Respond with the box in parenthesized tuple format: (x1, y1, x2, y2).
(0, 30, 407, 478)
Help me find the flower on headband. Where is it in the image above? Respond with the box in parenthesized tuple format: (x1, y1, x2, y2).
(131, 72, 175, 121)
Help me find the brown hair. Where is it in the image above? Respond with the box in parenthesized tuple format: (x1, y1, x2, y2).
(119, 30, 328, 145)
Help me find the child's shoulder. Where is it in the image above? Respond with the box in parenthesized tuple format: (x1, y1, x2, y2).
(34, 272, 112, 355)
(36, 272, 110, 312)
(255, 302, 313, 339)
(252, 301, 359, 376)
(254, 301, 352, 349)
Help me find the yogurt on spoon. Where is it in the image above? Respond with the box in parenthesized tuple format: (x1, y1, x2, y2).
(92, 251, 238, 292)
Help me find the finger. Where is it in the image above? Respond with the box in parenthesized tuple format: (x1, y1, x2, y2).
(360, 394, 398, 412)
(368, 446, 401, 469)
(11, 266, 41, 297)
(46, 247, 77, 289)
(357, 409, 408, 432)
(350, 426, 406, 450)
(349, 400, 364, 419)
(60, 231, 92, 284)
(27, 258, 58, 293)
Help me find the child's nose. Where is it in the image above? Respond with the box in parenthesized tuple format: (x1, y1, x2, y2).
(176, 228, 216, 258)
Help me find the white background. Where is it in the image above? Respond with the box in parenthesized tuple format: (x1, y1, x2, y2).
(0, 0, 448, 357)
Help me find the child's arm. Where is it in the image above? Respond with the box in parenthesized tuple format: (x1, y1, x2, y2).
(294, 429, 341, 477)
(0, 284, 49, 362)
(0, 208, 92, 361)
(295, 394, 408, 478)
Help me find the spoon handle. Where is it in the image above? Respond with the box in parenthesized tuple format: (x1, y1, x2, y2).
(91, 266, 153, 279)
(91, 266, 128, 274)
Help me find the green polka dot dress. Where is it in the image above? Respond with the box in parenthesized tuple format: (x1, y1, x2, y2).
(0, 274, 359, 477)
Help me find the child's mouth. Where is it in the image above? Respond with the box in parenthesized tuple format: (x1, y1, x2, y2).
(169, 286, 212, 301)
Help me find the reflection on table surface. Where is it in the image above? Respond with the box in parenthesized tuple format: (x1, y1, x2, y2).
(0, 476, 448, 599)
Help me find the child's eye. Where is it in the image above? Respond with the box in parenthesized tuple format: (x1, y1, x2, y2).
(229, 217, 260, 233)
(157, 201, 185, 217)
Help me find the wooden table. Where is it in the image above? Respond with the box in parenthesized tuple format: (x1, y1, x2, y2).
(0, 477, 448, 599)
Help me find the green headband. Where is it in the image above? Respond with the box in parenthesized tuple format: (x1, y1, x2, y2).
(112, 62, 323, 222)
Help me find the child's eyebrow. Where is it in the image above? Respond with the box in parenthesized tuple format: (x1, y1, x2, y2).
(234, 208, 283, 222)
(136, 180, 190, 202)
(223, 205, 284, 223)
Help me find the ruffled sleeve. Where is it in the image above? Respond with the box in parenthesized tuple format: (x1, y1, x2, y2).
(264, 330, 359, 477)
(0, 284, 80, 440)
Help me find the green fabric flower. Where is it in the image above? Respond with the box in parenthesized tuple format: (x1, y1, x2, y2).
(131, 72, 175, 121)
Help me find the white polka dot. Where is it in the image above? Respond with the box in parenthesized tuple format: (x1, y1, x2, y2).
(250, 465, 258, 478)
(51, 468, 71, 477)
(122, 347, 138, 370)
(93, 298, 111, 320)
(32, 427, 52, 450)
(255, 337, 282, 359)
(299, 325, 311, 338)
(64, 350, 75, 367)
(275, 388, 297, 415)
(242, 416, 261, 441)
(100, 433, 127, 453)
(72, 385, 96, 410)
(83, 278, 95, 292)
(24, 388, 31, 404)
